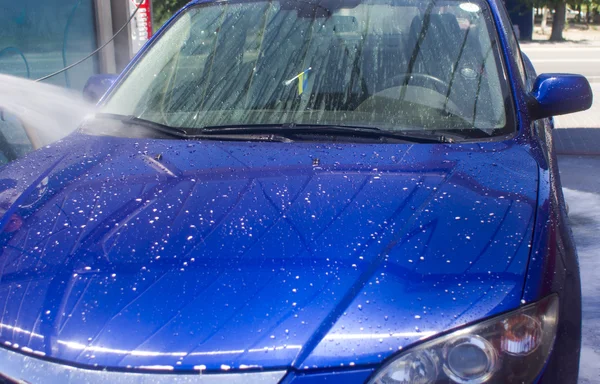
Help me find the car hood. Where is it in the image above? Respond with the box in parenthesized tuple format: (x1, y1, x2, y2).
(0, 132, 538, 372)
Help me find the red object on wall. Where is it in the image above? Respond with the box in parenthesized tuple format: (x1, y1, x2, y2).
(131, 0, 153, 40)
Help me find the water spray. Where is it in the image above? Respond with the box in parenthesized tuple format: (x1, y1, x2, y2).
(0, 1, 147, 152)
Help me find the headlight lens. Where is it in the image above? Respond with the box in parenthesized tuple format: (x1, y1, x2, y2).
(368, 294, 558, 384)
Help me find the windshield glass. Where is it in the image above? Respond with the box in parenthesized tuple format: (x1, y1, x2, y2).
(102, 0, 514, 137)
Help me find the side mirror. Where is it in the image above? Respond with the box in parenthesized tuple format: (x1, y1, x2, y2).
(529, 73, 593, 121)
(82, 74, 118, 104)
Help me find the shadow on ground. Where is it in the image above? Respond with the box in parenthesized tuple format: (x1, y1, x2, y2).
(554, 129, 600, 156)
(559, 155, 600, 383)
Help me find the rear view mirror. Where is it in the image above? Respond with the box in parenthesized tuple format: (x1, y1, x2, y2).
(82, 74, 118, 104)
(529, 73, 593, 121)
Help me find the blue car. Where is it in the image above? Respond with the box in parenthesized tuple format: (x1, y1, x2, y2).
(0, 0, 593, 382)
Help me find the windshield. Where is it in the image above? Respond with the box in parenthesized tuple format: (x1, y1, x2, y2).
(102, 0, 514, 137)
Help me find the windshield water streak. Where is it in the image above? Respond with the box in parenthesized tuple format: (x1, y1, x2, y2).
(102, 0, 514, 140)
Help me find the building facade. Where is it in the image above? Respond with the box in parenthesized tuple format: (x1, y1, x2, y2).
(0, 0, 152, 90)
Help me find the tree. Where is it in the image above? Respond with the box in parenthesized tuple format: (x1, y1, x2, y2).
(550, 2, 567, 40)
(525, 0, 567, 41)
(153, 0, 190, 30)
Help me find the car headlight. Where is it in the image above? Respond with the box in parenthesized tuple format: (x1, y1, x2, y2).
(368, 294, 559, 384)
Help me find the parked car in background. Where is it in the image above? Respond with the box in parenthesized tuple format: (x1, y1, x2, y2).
(566, 6, 579, 20)
(0, 0, 592, 383)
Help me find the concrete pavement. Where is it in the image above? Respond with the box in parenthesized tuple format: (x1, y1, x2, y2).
(558, 156, 600, 384)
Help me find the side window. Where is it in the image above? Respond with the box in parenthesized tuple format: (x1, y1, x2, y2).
(508, 28, 527, 83)
(495, 1, 527, 84)
(520, 48, 551, 145)
(0, 111, 35, 166)
(521, 52, 537, 91)
(522, 57, 549, 143)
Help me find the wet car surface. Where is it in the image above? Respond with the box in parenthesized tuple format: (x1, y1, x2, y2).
(0, 0, 592, 382)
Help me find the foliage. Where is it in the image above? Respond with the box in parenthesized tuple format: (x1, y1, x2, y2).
(153, 0, 190, 29)
(515, 0, 569, 40)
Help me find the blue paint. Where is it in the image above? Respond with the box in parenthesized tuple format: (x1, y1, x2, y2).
(0, 134, 539, 371)
(82, 74, 118, 104)
(530, 73, 594, 120)
(0, 0, 591, 381)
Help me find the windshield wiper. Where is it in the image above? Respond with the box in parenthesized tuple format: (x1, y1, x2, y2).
(197, 124, 454, 143)
(91, 114, 293, 142)
(94, 113, 189, 138)
(91, 116, 465, 143)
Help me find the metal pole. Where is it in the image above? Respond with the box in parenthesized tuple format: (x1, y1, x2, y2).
(93, 0, 118, 73)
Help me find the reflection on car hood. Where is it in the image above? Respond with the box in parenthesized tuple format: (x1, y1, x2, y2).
(0, 132, 538, 372)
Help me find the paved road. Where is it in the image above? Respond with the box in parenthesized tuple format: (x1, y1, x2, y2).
(521, 44, 600, 83)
